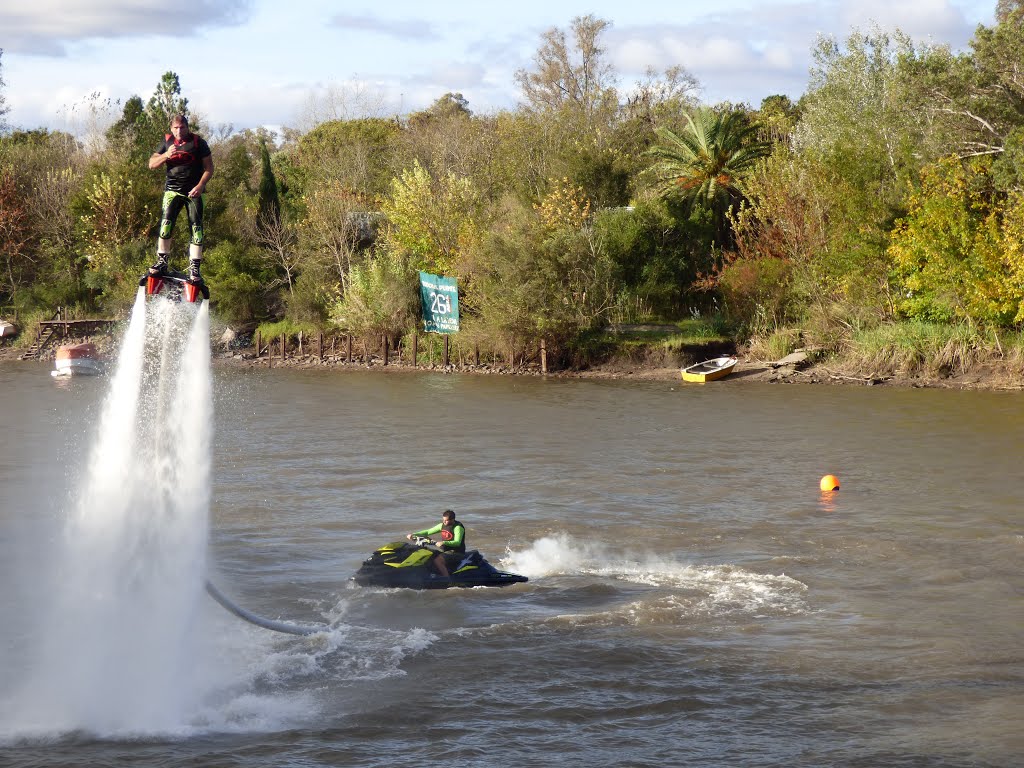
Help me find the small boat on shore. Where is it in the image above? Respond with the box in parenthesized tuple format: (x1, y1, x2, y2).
(681, 356, 737, 383)
(0, 320, 16, 338)
(52, 342, 104, 377)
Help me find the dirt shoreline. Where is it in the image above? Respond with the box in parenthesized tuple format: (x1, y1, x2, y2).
(5, 336, 1024, 391)
(209, 348, 1024, 391)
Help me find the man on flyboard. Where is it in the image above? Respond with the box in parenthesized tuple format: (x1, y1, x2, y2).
(148, 113, 213, 284)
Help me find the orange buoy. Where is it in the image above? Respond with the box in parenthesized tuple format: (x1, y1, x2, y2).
(820, 474, 840, 491)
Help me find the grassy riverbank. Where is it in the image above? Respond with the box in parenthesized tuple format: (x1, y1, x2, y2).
(5, 318, 1024, 391)
(217, 320, 1024, 391)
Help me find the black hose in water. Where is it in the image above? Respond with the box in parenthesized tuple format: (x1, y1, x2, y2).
(204, 580, 326, 636)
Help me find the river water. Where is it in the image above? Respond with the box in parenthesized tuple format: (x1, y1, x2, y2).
(0, 361, 1020, 767)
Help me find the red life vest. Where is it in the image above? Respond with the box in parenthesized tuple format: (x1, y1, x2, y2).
(161, 130, 209, 193)
(439, 520, 465, 552)
(164, 132, 203, 166)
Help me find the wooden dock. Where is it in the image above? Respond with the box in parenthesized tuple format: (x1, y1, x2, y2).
(20, 310, 117, 360)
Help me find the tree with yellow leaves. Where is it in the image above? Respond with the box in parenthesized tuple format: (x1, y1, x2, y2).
(890, 156, 1024, 327)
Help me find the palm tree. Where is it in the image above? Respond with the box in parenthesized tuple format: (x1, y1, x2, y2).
(647, 109, 769, 245)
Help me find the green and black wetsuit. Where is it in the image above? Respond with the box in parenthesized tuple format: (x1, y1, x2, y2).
(412, 518, 466, 553)
(155, 132, 212, 246)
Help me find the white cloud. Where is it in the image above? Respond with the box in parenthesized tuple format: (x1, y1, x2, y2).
(761, 44, 796, 71)
(0, 0, 997, 131)
(691, 38, 761, 72)
(615, 38, 662, 73)
(611, 25, 799, 105)
(5, 82, 121, 138)
(838, 0, 968, 39)
(0, 0, 252, 55)
(199, 81, 310, 131)
(328, 13, 442, 41)
(602, 0, 987, 107)
(404, 61, 487, 91)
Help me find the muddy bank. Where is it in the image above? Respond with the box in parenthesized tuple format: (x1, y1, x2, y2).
(211, 342, 1024, 391)
(6, 333, 1024, 391)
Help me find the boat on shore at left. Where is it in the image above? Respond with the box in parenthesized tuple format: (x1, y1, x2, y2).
(52, 342, 104, 377)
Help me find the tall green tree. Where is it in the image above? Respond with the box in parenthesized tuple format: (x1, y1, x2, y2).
(472, 195, 615, 362)
(146, 71, 189, 128)
(408, 92, 472, 128)
(107, 72, 192, 165)
(622, 65, 701, 128)
(0, 168, 33, 305)
(247, 140, 299, 294)
(105, 95, 147, 160)
(400, 95, 481, 184)
(33, 164, 88, 303)
(330, 246, 418, 338)
(968, 7, 1024, 192)
(515, 15, 617, 120)
(381, 160, 485, 278)
(594, 197, 697, 317)
(513, 16, 629, 207)
(783, 27, 943, 313)
(295, 117, 399, 197)
(756, 95, 801, 144)
(890, 155, 1024, 327)
(256, 139, 280, 228)
(0, 130, 92, 310)
(909, 10, 1023, 166)
(647, 109, 769, 246)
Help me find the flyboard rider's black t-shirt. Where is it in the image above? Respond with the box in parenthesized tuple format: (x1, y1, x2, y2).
(156, 133, 212, 195)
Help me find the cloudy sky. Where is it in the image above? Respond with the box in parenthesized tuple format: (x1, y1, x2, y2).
(0, 0, 998, 134)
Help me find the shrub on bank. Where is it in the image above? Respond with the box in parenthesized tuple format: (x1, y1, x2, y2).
(845, 321, 983, 377)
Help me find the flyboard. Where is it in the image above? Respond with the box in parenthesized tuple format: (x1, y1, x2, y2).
(139, 269, 210, 302)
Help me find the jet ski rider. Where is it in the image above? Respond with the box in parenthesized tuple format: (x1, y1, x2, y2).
(407, 509, 465, 578)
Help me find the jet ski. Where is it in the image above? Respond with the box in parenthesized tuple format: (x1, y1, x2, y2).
(352, 536, 528, 590)
(139, 269, 209, 302)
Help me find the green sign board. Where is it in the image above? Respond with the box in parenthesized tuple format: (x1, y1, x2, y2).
(419, 271, 460, 334)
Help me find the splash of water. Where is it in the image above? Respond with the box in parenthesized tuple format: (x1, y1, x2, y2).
(15, 291, 214, 736)
(503, 533, 809, 620)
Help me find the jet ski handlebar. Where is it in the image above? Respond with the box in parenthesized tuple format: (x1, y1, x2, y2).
(411, 535, 444, 552)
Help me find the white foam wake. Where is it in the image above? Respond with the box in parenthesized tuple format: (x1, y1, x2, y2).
(502, 533, 809, 621)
